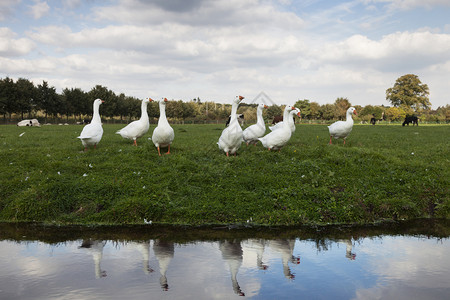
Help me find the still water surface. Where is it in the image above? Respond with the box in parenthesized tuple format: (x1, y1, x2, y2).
(0, 220, 449, 300)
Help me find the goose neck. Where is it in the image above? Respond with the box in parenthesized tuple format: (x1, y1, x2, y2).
(141, 101, 149, 120)
(158, 102, 167, 125)
(92, 103, 101, 123)
(346, 111, 354, 123)
(256, 106, 264, 125)
(230, 102, 239, 122)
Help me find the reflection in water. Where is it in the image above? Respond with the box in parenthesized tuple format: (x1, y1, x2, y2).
(131, 240, 154, 274)
(269, 239, 300, 280)
(153, 239, 174, 291)
(79, 239, 107, 278)
(338, 239, 356, 260)
(0, 221, 449, 300)
(243, 239, 268, 270)
(219, 239, 245, 296)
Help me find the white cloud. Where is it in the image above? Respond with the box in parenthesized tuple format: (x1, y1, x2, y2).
(363, 0, 450, 11)
(0, 0, 449, 107)
(0, 27, 35, 56)
(316, 31, 450, 73)
(0, 0, 20, 21)
(63, 0, 82, 10)
(28, 0, 50, 20)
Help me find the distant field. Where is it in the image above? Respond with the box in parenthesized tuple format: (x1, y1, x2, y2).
(0, 123, 448, 225)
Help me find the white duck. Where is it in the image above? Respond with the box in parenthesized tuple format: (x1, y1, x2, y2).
(258, 105, 295, 151)
(328, 107, 357, 145)
(243, 103, 267, 146)
(77, 98, 104, 151)
(269, 107, 301, 133)
(217, 95, 244, 156)
(116, 98, 153, 146)
(152, 98, 175, 156)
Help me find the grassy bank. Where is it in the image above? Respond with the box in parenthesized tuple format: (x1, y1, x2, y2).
(0, 123, 449, 226)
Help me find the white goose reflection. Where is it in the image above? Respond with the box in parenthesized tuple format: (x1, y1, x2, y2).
(243, 239, 268, 270)
(153, 239, 174, 291)
(338, 239, 356, 260)
(130, 240, 154, 274)
(269, 239, 300, 280)
(219, 239, 245, 296)
(78, 239, 107, 278)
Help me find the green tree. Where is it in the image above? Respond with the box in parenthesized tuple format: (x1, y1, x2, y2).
(294, 99, 311, 119)
(385, 107, 406, 122)
(88, 85, 116, 119)
(0, 77, 17, 121)
(334, 97, 351, 120)
(309, 102, 321, 120)
(15, 78, 35, 119)
(320, 103, 336, 120)
(266, 105, 282, 120)
(62, 88, 89, 121)
(35, 81, 59, 122)
(386, 74, 430, 111)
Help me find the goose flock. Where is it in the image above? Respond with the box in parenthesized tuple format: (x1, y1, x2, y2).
(78, 97, 357, 155)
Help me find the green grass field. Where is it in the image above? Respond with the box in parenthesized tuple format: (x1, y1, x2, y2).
(0, 123, 449, 226)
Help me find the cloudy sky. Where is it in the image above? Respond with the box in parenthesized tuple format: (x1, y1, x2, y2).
(1, 0, 449, 107)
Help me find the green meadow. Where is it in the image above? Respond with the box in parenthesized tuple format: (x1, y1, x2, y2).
(0, 123, 448, 226)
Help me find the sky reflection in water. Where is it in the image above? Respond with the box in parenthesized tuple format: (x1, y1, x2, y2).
(0, 233, 449, 300)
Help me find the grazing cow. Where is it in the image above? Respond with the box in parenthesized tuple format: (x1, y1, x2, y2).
(272, 115, 283, 125)
(402, 115, 418, 126)
(225, 114, 244, 127)
(370, 117, 376, 125)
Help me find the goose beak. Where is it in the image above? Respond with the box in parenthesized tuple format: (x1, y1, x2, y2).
(353, 110, 357, 115)
(291, 106, 295, 110)
(238, 96, 244, 100)
(101, 100, 105, 103)
(264, 105, 268, 108)
(297, 112, 301, 117)
(164, 98, 168, 102)
(148, 98, 153, 102)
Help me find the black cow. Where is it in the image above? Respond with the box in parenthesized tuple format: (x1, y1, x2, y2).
(370, 117, 376, 125)
(402, 116, 418, 126)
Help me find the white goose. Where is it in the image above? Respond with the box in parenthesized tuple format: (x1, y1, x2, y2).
(116, 98, 153, 146)
(77, 98, 104, 151)
(259, 105, 295, 151)
(218, 95, 244, 156)
(152, 98, 175, 156)
(328, 107, 357, 145)
(243, 103, 267, 146)
(269, 107, 301, 133)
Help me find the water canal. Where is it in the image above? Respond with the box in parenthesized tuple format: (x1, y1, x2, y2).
(0, 220, 449, 299)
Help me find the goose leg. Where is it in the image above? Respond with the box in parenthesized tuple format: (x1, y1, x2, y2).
(329, 136, 332, 145)
(157, 146, 162, 156)
(133, 139, 137, 146)
(166, 145, 171, 155)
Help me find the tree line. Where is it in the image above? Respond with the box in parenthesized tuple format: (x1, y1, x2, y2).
(0, 75, 448, 124)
